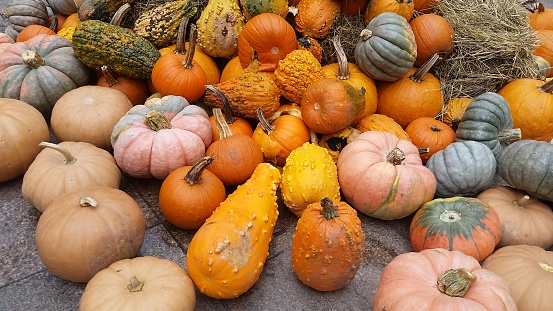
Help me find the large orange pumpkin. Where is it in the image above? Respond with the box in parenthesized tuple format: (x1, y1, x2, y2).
(409, 13, 454, 67)
(364, 0, 414, 25)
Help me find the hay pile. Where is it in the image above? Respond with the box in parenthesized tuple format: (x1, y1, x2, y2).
(431, 0, 541, 103)
(317, 13, 366, 66)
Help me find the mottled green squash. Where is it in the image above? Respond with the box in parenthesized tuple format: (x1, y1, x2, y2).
(240, 0, 289, 20)
(77, 0, 135, 22)
(133, 0, 198, 49)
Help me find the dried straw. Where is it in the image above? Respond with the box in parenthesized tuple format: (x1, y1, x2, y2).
(318, 13, 366, 66)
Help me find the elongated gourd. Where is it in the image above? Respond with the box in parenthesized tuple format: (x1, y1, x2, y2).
(186, 163, 281, 299)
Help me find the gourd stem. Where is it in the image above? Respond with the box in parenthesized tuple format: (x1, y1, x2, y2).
(39, 142, 77, 164)
(309, 130, 319, 145)
(101, 65, 118, 87)
(418, 147, 429, 154)
(145, 110, 172, 131)
(332, 36, 350, 80)
(79, 197, 98, 207)
(513, 195, 530, 208)
(437, 268, 477, 297)
(22, 50, 44, 69)
(127, 276, 145, 292)
(257, 107, 275, 134)
(212, 108, 234, 139)
(410, 53, 439, 83)
(206, 85, 235, 124)
(538, 78, 553, 94)
(185, 155, 214, 186)
(320, 197, 340, 220)
(498, 128, 522, 143)
(175, 17, 190, 55)
(50, 16, 58, 31)
(110, 3, 131, 26)
(386, 147, 406, 165)
(182, 24, 197, 69)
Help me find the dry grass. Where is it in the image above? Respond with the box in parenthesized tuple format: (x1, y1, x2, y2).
(318, 13, 366, 66)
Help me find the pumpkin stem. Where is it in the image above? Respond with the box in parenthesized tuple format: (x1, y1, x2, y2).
(410, 53, 439, 83)
(39, 142, 77, 164)
(212, 108, 234, 139)
(185, 155, 214, 186)
(513, 195, 530, 208)
(437, 268, 477, 297)
(310, 130, 319, 145)
(523, 0, 543, 13)
(110, 3, 131, 26)
(418, 147, 429, 154)
(50, 16, 58, 31)
(332, 36, 351, 80)
(22, 50, 44, 69)
(101, 65, 118, 87)
(182, 24, 198, 70)
(257, 107, 275, 135)
(498, 128, 522, 144)
(539, 262, 553, 272)
(174, 16, 190, 55)
(320, 197, 340, 220)
(538, 78, 553, 94)
(386, 147, 406, 165)
(359, 29, 373, 41)
(127, 276, 145, 293)
(206, 85, 235, 125)
(79, 196, 98, 207)
(145, 110, 172, 131)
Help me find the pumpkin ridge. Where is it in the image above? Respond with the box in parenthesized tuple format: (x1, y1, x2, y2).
(370, 36, 418, 67)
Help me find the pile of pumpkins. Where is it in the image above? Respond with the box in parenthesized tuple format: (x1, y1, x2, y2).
(1, 0, 553, 309)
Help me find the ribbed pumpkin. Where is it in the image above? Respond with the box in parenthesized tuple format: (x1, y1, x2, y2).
(409, 13, 454, 67)
(410, 196, 501, 262)
(337, 131, 436, 220)
(364, 0, 414, 26)
(0, 33, 15, 54)
(281, 142, 341, 217)
(16, 24, 56, 42)
(48, 0, 79, 15)
(354, 12, 417, 81)
(294, 0, 341, 39)
(535, 29, 553, 70)
(2, 0, 50, 40)
(291, 198, 364, 291)
(528, 5, 553, 31)
(405, 117, 455, 164)
(354, 113, 411, 141)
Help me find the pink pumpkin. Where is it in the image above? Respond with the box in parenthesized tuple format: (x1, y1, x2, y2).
(111, 95, 212, 179)
(337, 131, 436, 220)
(0, 33, 15, 54)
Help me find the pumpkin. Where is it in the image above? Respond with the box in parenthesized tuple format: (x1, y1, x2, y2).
(337, 131, 436, 220)
(77, 0, 135, 22)
(354, 12, 417, 82)
(497, 78, 553, 141)
(482, 245, 553, 311)
(0, 99, 50, 183)
(0, 33, 15, 54)
(97, 65, 150, 106)
(376, 54, 444, 128)
(477, 186, 553, 249)
(206, 108, 264, 187)
(296, 36, 322, 63)
(158, 156, 227, 230)
(455, 92, 521, 162)
(409, 13, 454, 67)
(374, 248, 517, 310)
(281, 142, 341, 217)
(80, 256, 196, 311)
(410, 196, 501, 262)
(240, 0, 289, 20)
(0, 34, 91, 117)
(413, 0, 438, 13)
(49, 14, 68, 33)
(441, 97, 472, 129)
(48, 0, 79, 15)
(426, 140, 497, 198)
(294, 0, 341, 39)
(35, 186, 146, 283)
(252, 107, 311, 166)
(322, 36, 378, 123)
(206, 85, 253, 141)
(2, 0, 50, 40)
(300, 78, 366, 134)
(186, 163, 281, 299)
(340, 0, 369, 16)
(21, 142, 121, 213)
(535, 29, 553, 70)
(237, 12, 297, 72)
(405, 117, 455, 164)
(196, 0, 245, 58)
(528, 4, 553, 31)
(498, 139, 553, 202)
(110, 94, 212, 179)
(364, 0, 414, 26)
(274, 49, 326, 104)
(317, 126, 361, 162)
(61, 12, 81, 29)
(51, 85, 133, 151)
(354, 113, 411, 141)
(291, 198, 365, 291)
(16, 24, 56, 42)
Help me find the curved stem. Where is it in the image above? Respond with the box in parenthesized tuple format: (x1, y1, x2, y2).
(110, 3, 131, 26)
(538, 78, 553, 94)
(512, 195, 530, 208)
(101, 65, 118, 87)
(39, 142, 77, 164)
(410, 53, 439, 83)
(79, 196, 98, 207)
(212, 108, 233, 139)
(127, 276, 144, 293)
(320, 197, 340, 220)
(174, 17, 190, 55)
(185, 156, 214, 186)
(206, 85, 235, 124)
(256, 107, 275, 135)
(145, 110, 172, 131)
(437, 268, 477, 297)
(332, 36, 350, 80)
(182, 24, 197, 69)
(386, 147, 406, 165)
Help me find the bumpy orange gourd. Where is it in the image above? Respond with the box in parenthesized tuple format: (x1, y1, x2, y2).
(294, 0, 341, 39)
(186, 163, 281, 299)
(206, 86, 253, 141)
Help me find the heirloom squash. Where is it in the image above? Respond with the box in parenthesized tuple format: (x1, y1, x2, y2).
(374, 248, 517, 310)
(77, 0, 135, 22)
(2, 0, 50, 40)
(35, 186, 146, 283)
(281, 142, 341, 217)
(0, 99, 50, 183)
(364, 0, 414, 26)
(291, 198, 364, 291)
(0, 33, 15, 54)
(405, 117, 455, 164)
(186, 163, 281, 299)
(337, 131, 436, 220)
(410, 197, 501, 262)
(21, 142, 121, 213)
(354, 12, 417, 81)
(240, 0, 290, 20)
(80, 256, 196, 311)
(110, 95, 212, 179)
(294, 0, 341, 39)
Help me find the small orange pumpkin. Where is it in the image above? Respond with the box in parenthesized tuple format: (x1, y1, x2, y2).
(97, 65, 150, 106)
(206, 85, 253, 141)
(405, 117, 456, 163)
(16, 24, 56, 42)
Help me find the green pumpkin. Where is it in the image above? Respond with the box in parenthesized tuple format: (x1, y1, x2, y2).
(426, 141, 497, 198)
(455, 92, 521, 162)
(499, 140, 553, 202)
(354, 12, 417, 81)
(77, 0, 136, 22)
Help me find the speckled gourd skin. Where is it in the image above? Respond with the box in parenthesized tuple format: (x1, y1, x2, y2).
(77, 0, 136, 22)
(196, 0, 245, 58)
(294, 0, 341, 39)
(186, 163, 281, 299)
(133, 0, 198, 49)
(240, 0, 289, 20)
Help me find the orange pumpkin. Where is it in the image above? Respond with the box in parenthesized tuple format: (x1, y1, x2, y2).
(340, 0, 369, 16)
(414, 0, 438, 13)
(535, 29, 553, 77)
(365, 0, 414, 25)
(97, 65, 150, 106)
(61, 12, 81, 29)
(405, 117, 455, 163)
(294, 0, 341, 39)
(409, 13, 454, 67)
(206, 85, 253, 141)
(528, 4, 553, 31)
(16, 25, 56, 42)
(355, 113, 411, 141)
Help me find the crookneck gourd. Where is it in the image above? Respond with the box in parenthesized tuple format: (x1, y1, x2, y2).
(77, 0, 136, 22)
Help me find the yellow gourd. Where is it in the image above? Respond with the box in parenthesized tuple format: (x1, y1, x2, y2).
(186, 163, 281, 299)
(274, 50, 326, 104)
(281, 142, 341, 217)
